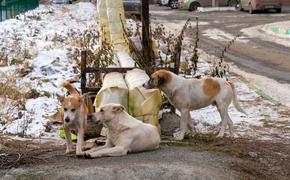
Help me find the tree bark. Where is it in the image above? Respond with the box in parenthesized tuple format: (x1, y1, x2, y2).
(141, 0, 152, 68)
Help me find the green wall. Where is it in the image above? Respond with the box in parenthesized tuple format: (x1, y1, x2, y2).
(0, 0, 39, 21)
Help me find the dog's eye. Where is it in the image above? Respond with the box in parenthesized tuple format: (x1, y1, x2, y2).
(100, 108, 104, 112)
(64, 108, 68, 112)
(71, 109, 76, 112)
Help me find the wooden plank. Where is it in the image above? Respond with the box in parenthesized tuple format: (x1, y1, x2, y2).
(80, 51, 87, 93)
(85, 67, 175, 74)
(86, 67, 136, 73)
(83, 87, 101, 93)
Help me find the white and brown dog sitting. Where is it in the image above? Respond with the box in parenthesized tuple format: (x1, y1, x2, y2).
(145, 70, 246, 140)
(84, 103, 160, 158)
(57, 81, 88, 155)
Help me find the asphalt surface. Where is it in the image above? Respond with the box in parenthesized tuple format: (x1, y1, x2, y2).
(150, 5, 290, 83)
(1, 145, 243, 180)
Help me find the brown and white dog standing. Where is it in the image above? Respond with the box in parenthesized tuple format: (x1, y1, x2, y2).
(145, 70, 246, 140)
(57, 81, 88, 155)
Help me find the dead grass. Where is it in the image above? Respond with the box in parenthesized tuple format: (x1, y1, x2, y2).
(0, 72, 24, 101)
(0, 72, 25, 123)
(0, 71, 41, 102)
(0, 71, 41, 124)
(0, 136, 56, 169)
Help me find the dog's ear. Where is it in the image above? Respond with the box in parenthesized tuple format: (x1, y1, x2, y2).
(56, 94, 65, 103)
(112, 105, 125, 113)
(76, 95, 83, 104)
(157, 75, 165, 86)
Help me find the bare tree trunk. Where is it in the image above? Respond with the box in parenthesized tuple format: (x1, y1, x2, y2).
(212, 0, 219, 7)
(141, 0, 152, 68)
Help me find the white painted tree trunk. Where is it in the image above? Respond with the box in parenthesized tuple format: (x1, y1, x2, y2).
(97, 0, 135, 67)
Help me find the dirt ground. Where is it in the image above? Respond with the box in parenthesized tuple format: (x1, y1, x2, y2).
(0, 135, 289, 179)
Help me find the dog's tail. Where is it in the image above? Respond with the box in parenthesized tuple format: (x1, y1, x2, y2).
(228, 81, 247, 115)
(59, 80, 79, 96)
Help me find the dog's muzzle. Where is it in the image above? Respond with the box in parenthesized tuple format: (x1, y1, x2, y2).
(64, 117, 70, 123)
(87, 114, 95, 121)
(143, 79, 154, 89)
(87, 114, 101, 124)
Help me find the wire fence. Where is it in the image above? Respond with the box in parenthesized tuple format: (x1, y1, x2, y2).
(0, 0, 39, 21)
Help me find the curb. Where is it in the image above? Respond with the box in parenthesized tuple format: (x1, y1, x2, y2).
(255, 89, 281, 106)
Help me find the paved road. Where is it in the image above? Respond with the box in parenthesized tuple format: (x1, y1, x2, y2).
(150, 5, 290, 83)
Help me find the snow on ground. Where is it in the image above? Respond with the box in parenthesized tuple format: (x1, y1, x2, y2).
(180, 36, 290, 143)
(241, 22, 290, 47)
(194, 50, 290, 142)
(0, 2, 289, 143)
(3, 97, 58, 137)
(197, 7, 236, 12)
(203, 28, 249, 43)
(151, 19, 209, 36)
(0, 2, 98, 137)
(262, 21, 290, 38)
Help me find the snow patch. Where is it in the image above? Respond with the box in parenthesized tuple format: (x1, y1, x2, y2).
(197, 7, 236, 12)
(203, 28, 249, 43)
(261, 21, 290, 39)
(0, 2, 98, 138)
(241, 23, 290, 47)
(3, 97, 59, 137)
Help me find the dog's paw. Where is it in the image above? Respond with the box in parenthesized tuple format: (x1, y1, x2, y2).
(209, 126, 220, 134)
(65, 148, 75, 154)
(82, 143, 95, 151)
(216, 133, 225, 138)
(76, 151, 85, 157)
(84, 153, 92, 159)
(173, 131, 185, 141)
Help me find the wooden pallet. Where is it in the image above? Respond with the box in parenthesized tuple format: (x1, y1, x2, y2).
(80, 50, 181, 94)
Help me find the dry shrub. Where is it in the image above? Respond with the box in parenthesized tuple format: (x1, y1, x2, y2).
(121, 19, 145, 68)
(123, 18, 192, 70)
(0, 48, 9, 67)
(6, 33, 33, 66)
(86, 40, 115, 87)
(182, 17, 200, 76)
(81, 29, 115, 87)
(0, 72, 26, 102)
(210, 35, 239, 78)
(0, 72, 26, 123)
(210, 60, 230, 78)
(151, 23, 177, 68)
(66, 27, 116, 87)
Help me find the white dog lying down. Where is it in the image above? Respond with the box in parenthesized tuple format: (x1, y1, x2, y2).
(145, 70, 247, 140)
(84, 103, 160, 158)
